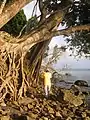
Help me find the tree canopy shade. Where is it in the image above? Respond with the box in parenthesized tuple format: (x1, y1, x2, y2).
(0, 0, 90, 100)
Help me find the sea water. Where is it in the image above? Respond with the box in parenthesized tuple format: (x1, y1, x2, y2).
(55, 69, 90, 109)
(58, 69, 90, 85)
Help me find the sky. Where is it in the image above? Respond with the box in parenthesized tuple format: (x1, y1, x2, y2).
(23, 1, 90, 69)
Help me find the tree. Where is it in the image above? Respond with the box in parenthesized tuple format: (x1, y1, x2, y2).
(0, 0, 90, 100)
(62, 0, 90, 56)
(1, 9, 27, 36)
(42, 45, 66, 71)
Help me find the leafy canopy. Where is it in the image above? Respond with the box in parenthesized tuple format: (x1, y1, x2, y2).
(62, 0, 90, 56)
(1, 9, 27, 36)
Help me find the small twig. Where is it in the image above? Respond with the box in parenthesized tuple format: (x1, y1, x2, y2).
(17, 24, 27, 38)
(31, 0, 38, 17)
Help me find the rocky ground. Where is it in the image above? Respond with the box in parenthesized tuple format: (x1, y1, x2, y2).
(0, 84, 90, 120)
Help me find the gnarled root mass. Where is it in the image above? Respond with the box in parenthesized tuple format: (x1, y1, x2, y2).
(0, 46, 31, 102)
(0, 31, 46, 102)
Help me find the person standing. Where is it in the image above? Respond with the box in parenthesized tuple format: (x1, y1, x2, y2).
(43, 70, 52, 97)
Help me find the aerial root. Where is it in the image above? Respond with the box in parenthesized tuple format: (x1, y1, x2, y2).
(0, 48, 30, 101)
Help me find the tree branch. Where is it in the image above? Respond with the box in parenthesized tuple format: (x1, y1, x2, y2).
(0, 0, 32, 29)
(0, 9, 65, 56)
(0, 0, 7, 15)
(51, 24, 90, 37)
(38, 0, 47, 22)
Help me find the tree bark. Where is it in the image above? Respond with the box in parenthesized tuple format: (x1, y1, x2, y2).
(51, 24, 90, 37)
(0, 0, 32, 29)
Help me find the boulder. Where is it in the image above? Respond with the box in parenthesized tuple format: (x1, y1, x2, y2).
(0, 116, 10, 120)
(70, 85, 81, 96)
(63, 89, 84, 107)
(74, 80, 88, 87)
(52, 72, 59, 79)
(52, 72, 62, 83)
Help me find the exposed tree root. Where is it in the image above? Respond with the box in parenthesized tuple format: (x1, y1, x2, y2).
(0, 46, 30, 101)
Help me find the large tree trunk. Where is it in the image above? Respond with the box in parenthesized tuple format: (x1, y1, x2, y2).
(24, 40, 50, 86)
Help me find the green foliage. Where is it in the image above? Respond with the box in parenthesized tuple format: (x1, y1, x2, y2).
(43, 0, 72, 12)
(36, 0, 90, 56)
(6, 0, 13, 4)
(51, 45, 66, 63)
(62, 0, 90, 56)
(43, 46, 49, 58)
(25, 15, 38, 34)
(66, 31, 90, 57)
(43, 44, 66, 67)
(62, 0, 90, 27)
(1, 9, 27, 36)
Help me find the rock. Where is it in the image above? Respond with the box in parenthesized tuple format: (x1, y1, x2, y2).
(52, 72, 62, 83)
(28, 104, 33, 109)
(33, 108, 39, 114)
(12, 101, 19, 107)
(39, 118, 43, 120)
(50, 114, 55, 118)
(23, 106, 28, 111)
(43, 117, 48, 120)
(82, 112, 87, 118)
(56, 111, 62, 117)
(18, 97, 33, 105)
(70, 85, 81, 96)
(31, 94, 34, 98)
(48, 106, 54, 114)
(65, 73, 71, 76)
(43, 100, 47, 106)
(52, 101, 57, 106)
(74, 80, 88, 87)
(85, 117, 90, 120)
(52, 72, 59, 79)
(1, 110, 10, 116)
(20, 107, 24, 113)
(1, 102, 6, 107)
(63, 90, 84, 106)
(13, 115, 27, 120)
(62, 108, 68, 116)
(26, 116, 30, 120)
(0, 116, 10, 120)
(29, 113, 38, 119)
(66, 117, 72, 120)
